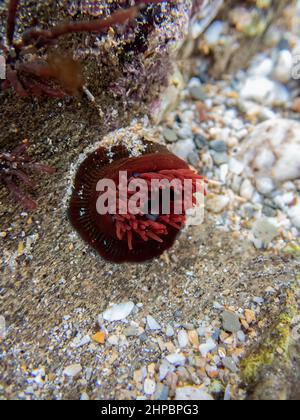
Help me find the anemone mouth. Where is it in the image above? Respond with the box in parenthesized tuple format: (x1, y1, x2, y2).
(69, 140, 205, 263)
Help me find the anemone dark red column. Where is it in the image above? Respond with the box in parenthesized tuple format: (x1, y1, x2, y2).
(69, 141, 205, 263)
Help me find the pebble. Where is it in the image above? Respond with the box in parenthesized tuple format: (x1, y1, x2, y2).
(237, 330, 246, 343)
(252, 219, 278, 249)
(273, 49, 293, 83)
(92, 332, 106, 344)
(154, 384, 169, 401)
(146, 315, 161, 331)
(222, 311, 241, 333)
(189, 85, 205, 101)
(241, 77, 290, 105)
(199, 338, 216, 357)
(175, 386, 213, 401)
(262, 205, 277, 218)
(224, 384, 231, 401)
(0, 316, 6, 340)
(187, 151, 200, 167)
(287, 203, 300, 228)
(229, 158, 245, 175)
(71, 335, 91, 348)
(165, 325, 175, 337)
(80, 392, 90, 401)
(144, 378, 156, 395)
(240, 179, 255, 200)
(242, 119, 300, 183)
(206, 195, 230, 213)
(178, 330, 189, 348)
(63, 364, 82, 378)
(222, 357, 238, 373)
(162, 127, 178, 143)
(124, 325, 143, 337)
(166, 353, 186, 366)
(256, 177, 275, 195)
(209, 140, 227, 153)
(159, 361, 175, 381)
(172, 139, 195, 161)
(212, 152, 229, 166)
(204, 20, 225, 45)
(194, 134, 208, 149)
(188, 330, 199, 348)
(102, 301, 135, 322)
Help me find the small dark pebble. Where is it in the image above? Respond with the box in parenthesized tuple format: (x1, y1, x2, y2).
(212, 329, 221, 342)
(194, 134, 208, 150)
(262, 205, 278, 218)
(139, 333, 148, 343)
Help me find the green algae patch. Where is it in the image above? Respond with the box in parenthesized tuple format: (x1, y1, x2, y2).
(283, 242, 300, 256)
(241, 289, 298, 385)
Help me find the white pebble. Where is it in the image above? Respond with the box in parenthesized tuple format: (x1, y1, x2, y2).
(166, 353, 186, 366)
(146, 315, 161, 330)
(206, 195, 230, 213)
(144, 378, 156, 395)
(255, 177, 275, 195)
(199, 338, 216, 357)
(287, 203, 300, 228)
(240, 179, 255, 200)
(165, 325, 175, 337)
(103, 301, 135, 322)
(63, 364, 82, 378)
(177, 330, 189, 348)
(0, 316, 6, 340)
(159, 362, 175, 381)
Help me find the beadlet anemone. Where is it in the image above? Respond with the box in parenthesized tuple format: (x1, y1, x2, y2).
(69, 140, 205, 263)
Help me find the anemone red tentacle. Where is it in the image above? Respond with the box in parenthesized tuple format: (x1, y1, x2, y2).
(69, 140, 206, 263)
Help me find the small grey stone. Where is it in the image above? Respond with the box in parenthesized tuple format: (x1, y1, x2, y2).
(124, 325, 143, 337)
(187, 151, 200, 167)
(212, 152, 229, 166)
(209, 140, 227, 153)
(189, 85, 205, 101)
(262, 205, 277, 218)
(163, 127, 178, 143)
(253, 296, 265, 305)
(139, 333, 148, 342)
(154, 384, 170, 401)
(241, 204, 256, 219)
(222, 311, 241, 333)
(194, 134, 208, 149)
(222, 357, 238, 373)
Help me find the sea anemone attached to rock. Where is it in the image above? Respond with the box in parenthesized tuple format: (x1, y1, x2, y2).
(69, 140, 205, 263)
